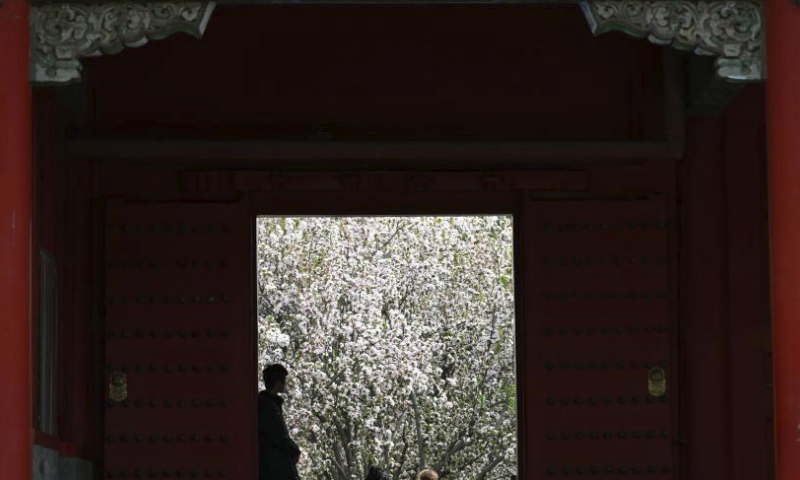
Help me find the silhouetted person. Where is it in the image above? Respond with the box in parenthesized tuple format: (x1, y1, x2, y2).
(259, 364, 301, 480)
(365, 465, 391, 480)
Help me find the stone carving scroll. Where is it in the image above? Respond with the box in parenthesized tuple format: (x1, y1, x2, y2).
(580, 1, 764, 82)
(31, 2, 216, 84)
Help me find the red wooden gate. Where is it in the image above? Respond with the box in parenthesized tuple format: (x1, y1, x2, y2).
(99, 194, 674, 479)
(102, 202, 254, 479)
(522, 197, 675, 478)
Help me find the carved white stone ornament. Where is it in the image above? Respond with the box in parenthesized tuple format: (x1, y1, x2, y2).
(580, 1, 764, 81)
(31, 2, 216, 83)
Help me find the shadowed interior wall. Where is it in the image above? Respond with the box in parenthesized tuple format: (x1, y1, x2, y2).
(76, 5, 665, 141)
(29, 5, 773, 480)
(680, 86, 773, 480)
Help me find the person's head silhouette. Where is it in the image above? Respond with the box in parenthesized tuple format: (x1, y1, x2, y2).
(263, 364, 289, 394)
(365, 465, 390, 480)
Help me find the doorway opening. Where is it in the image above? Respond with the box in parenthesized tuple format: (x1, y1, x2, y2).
(255, 215, 518, 480)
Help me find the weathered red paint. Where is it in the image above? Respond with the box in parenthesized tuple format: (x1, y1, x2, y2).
(0, 0, 32, 477)
(766, 2, 800, 479)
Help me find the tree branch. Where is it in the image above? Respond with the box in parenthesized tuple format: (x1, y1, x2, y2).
(333, 416, 355, 477)
(392, 423, 410, 480)
(411, 389, 427, 470)
(331, 439, 348, 480)
(476, 455, 505, 480)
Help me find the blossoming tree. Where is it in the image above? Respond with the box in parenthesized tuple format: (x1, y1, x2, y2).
(257, 216, 516, 480)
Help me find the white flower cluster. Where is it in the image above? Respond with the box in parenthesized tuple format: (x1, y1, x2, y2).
(257, 216, 517, 480)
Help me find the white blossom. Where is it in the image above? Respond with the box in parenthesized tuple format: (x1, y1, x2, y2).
(257, 217, 517, 480)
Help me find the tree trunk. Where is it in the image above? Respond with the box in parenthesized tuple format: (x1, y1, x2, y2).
(411, 389, 427, 470)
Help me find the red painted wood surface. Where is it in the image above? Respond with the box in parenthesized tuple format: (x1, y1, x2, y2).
(62, 155, 99, 461)
(25, 4, 772, 478)
(680, 116, 732, 480)
(78, 6, 665, 142)
(102, 202, 255, 479)
(31, 89, 98, 460)
(679, 88, 773, 480)
(0, 0, 32, 478)
(522, 198, 674, 478)
(37, 149, 771, 479)
(32, 89, 66, 439)
(766, 2, 800, 478)
(722, 88, 773, 480)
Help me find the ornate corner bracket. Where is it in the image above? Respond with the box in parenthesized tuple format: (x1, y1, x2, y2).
(31, 2, 216, 84)
(580, 1, 764, 82)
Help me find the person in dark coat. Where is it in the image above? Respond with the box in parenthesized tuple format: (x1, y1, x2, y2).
(365, 465, 391, 480)
(259, 364, 301, 480)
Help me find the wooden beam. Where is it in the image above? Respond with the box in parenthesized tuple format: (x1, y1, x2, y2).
(66, 139, 680, 165)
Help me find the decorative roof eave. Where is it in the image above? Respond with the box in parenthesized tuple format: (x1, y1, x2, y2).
(29, 1, 764, 84)
(31, 2, 216, 84)
(580, 0, 764, 82)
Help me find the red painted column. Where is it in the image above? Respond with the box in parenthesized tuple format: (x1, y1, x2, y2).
(0, 0, 32, 478)
(767, 1, 800, 479)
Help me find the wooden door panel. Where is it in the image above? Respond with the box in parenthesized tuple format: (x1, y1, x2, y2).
(523, 198, 674, 479)
(103, 203, 254, 480)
